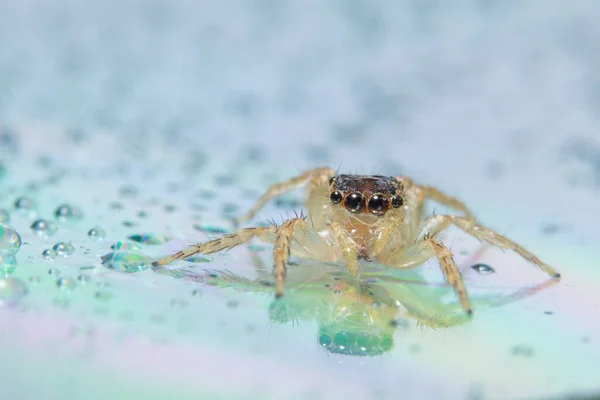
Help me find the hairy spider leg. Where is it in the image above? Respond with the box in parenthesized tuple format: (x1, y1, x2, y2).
(234, 166, 335, 227)
(152, 218, 336, 296)
(398, 176, 476, 221)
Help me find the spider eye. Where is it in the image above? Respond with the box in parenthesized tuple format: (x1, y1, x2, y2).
(345, 193, 364, 213)
(330, 191, 343, 204)
(391, 196, 404, 208)
(368, 194, 389, 214)
(329, 176, 336, 185)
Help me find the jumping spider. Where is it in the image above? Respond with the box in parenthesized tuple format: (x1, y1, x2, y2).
(153, 167, 561, 314)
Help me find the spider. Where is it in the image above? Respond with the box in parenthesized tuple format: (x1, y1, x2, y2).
(152, 166, 561, 314)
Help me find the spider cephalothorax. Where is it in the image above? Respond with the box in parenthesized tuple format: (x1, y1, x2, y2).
(329, 175, 404, 216)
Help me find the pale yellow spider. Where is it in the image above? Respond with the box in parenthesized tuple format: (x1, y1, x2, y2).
(152, 167, 561, 314)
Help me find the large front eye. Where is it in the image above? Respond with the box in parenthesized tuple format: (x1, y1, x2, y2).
(368, 194, 389, 214)
(330, 191, 343, 204)
(345, 193, 364, 213)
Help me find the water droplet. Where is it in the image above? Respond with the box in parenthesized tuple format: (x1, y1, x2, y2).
(42, 249, 58, 260)
(80, 265, 95, 271)
(54, 204, 83, 221)
(53, 242, 75, 256)
(0, 209, 9, 223)
(110, 241, 141, 251)
(31, 219, 58, 236)
(94, 290, 112, 301)
(110, 202, 124, 210)
(274, 196, 302, 209)
(471, 263, 495, 274)
(191, 289, 202, 296)
(226, 300, 239, 309)
(170, 298, 189, 308)
(48, 268, 60, 276)
(87, 227, 107, 240)
(511, 345, 534, 357)
(137, 210, 149, 218)
(57, 277, 76, 290)
(100, 251, 152, 273)
(14, 196, 37, 212)
(164, 205, 177, 213)
(193, 224, 230, 234)
(185, 255, 211, 263)
(221, 203, 240, 216)
(77, 274, 91, 283)
(0, 277, 28, 306)
(28, 276, 41, 285)
(119, 185, 138, 197)
(0, 250, 17, 277)
(127, 233, 168, 245)
(248, 244, 267, 252)
(0, 224, 22, 253)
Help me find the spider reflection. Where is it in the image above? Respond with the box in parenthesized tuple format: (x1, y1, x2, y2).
(157, 255, 557, 357)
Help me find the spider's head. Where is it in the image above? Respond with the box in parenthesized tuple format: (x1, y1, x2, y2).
(328, 174, 404, 216)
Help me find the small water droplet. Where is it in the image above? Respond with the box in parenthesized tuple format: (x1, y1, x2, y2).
(80, 265, 95, 271)
(274, 196, 302, 209)
(53, 242, 75, 256)
(248, 244, 267, 252)
(137, 210, 149, 218)
(170, 298, 189, 308)
(28, 276, 41, 285)
(42, 249, 58, 260)
(54, 204, 83, 221)
(511, 345, 534, 357)
(95, 291, 113, 301)
(100, 251, 152, 273)
(0, 277, 28, 306)
(0, 209, 9, 223)
(57, 277, 76, 290)
(127, 233, 168, 245)
(0, 250, 17, 277)
(110, 202, 124, 210)
(471, 263, 495, 274)
(164, 204, 177, 213)
(185, 255, 211, 263)
(226, 300, 239, 309)
(14, 196, 37, 212)
(31, 219, 58, 236)
(77, 274, 91, 283)
(0, 224, 21, 253)
(118, 185, 138, 197)
(193, 224, 230, 234)
(48, 268, 60, 276)
(191, 289, 202, 296)
(110, 241, 141, 251)
(87, 227, 107, 240)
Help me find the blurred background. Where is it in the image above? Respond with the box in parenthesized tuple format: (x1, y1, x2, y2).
(0, 1, 599, 399)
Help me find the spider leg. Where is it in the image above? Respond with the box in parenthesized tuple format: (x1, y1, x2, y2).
(398, 176, 475, 220)
(423, 233, 472, 314)
(329, 221, 360, 278)
(441, 215, 561, 278)
(151, 227, 276, 266)
(234, 166, 335, 226)
(375, 231, 472, 314)
(153, 218, 337, 297)
(272, 217, 336, 296)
